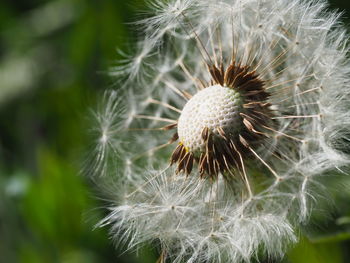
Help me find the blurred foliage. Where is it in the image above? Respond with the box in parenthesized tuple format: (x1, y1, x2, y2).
(0, 0, 349, 262)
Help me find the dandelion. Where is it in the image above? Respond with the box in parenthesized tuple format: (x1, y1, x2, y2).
(89, 0, 350, 262)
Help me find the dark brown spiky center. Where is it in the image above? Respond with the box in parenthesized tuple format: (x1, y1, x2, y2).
(169, 62, 273, 179)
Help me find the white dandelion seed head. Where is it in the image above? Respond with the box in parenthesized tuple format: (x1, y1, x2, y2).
(89, 0, 350, 262)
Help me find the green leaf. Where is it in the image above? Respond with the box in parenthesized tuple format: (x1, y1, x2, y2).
(308, 232, 350, 243)
(287, 236, 344, 263)
(336, 216, 350, 226)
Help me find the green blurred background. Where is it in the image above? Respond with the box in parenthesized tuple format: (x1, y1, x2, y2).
(0, 0, 350, 262)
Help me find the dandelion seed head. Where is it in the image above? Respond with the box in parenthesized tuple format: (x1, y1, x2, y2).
(89, 0, 350, 262)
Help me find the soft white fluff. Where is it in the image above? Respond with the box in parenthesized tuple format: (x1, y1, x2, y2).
(89, 0, 350, 262)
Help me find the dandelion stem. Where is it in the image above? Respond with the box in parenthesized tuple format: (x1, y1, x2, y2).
(163, 80, 192, 101)
(242, 137, 281, 180)
(156, 250, 166, 263)
(272, 114, 320, 119)
(133, 114, 177, 123)
(147, 98, 182, 113)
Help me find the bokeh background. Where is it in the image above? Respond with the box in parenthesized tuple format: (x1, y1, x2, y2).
(1, 0, 350, 262)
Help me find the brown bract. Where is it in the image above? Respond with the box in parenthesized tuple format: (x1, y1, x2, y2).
(169, 61, 275, 179)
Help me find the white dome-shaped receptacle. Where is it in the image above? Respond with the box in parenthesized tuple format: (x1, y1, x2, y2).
(177, 85, 243, 153)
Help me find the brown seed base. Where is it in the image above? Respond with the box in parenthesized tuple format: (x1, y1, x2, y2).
(170, 62, 275, 179)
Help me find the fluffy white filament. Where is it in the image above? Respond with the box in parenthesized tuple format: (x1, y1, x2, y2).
(88, 0, 350, 262)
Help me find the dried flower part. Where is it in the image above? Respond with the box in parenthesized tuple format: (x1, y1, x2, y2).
(171, 63, 274, 178)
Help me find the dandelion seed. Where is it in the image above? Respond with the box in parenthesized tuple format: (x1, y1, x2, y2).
(88, 0, 350, 262)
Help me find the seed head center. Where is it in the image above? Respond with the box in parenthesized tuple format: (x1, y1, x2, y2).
(177, 85, 243, 154)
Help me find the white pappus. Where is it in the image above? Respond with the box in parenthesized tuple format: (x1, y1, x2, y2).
(88, 0, 350, 262)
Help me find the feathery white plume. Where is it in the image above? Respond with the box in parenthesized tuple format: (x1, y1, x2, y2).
(88, 0, 350, 262)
